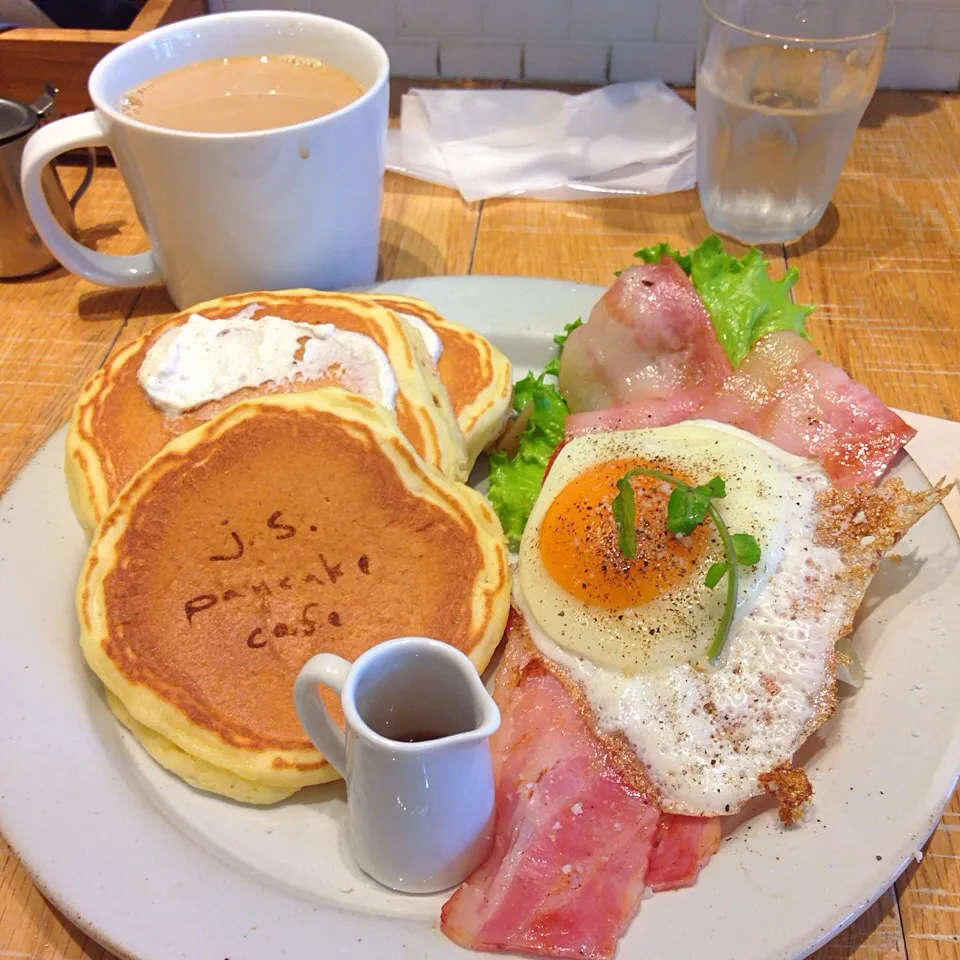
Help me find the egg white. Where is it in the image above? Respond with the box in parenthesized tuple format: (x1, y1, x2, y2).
(519, 421, 799, 674)
(516, 420, 846, 817)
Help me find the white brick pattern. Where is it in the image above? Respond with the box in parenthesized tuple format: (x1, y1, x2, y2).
(610, 42, 697, 85)
(439, 39, 522, 78)
(524, 40, 609, 82)
(482, 0, 570, 40)
(880, 46, 960, 87)
(312, 0, 396, 37)
(383, 39, 438, 76)
(397, 0, 481, 37)
(217, 0, 960, 89)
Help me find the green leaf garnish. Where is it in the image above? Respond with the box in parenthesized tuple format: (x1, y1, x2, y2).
(553, 317, 583, 348)
(666, 487, 709, 536)
(612, 475, 638, 559)
(610, 468, 761, 665)
(732, 533, 761, 566)
(705, 562, 729, 589)
(665, 475, 726, 536)
(634, 241, 692, 275)
(703, 476, 726, 498)
(543, 318, 583, 377)
(487, 316, 581, 547)
(487, 373, 568, 548)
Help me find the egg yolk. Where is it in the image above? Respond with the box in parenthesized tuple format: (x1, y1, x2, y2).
(539, 458, 713, 609)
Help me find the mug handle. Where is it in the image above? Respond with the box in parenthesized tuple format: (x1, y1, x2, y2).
(68, 148, 97, 210)
(20, 113, 162, 289)
(293, 653, 351, 777)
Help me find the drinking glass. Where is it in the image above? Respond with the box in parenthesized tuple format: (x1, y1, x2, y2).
(696, 0, 894, 243)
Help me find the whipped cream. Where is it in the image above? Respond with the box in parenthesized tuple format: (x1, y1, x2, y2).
(138, 306, 399, 416)
(395, 312, 444, 365)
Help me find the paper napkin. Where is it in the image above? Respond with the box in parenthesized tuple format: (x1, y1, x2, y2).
(898, 410, 960, 535)
(385, 82, 697, 202)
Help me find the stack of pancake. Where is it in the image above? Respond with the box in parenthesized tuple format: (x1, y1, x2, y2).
(70, 291, 513, 803)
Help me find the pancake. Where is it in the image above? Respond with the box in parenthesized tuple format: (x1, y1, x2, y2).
(107, 691, 300, 804)
(360, 294, 513, 465)
(67, 290, 467, 537)
(78, 388, 510, 797)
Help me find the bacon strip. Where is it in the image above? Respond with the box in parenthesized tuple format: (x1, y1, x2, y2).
(565, 324, 914, 488)
(559, 261, 732, 417)
(696, 331, 916, 486)
(563, 398, 689, 437)
(646, 813, 721, 893)
(441, 614, 720, 959)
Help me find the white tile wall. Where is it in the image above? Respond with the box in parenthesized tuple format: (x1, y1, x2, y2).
(880, 46, 960, 87)
(383, 39, 438, 76)
(889, 5, 935, 45)
(300, 0, 395, 35)
(568, 0, 657, 41)
(215, 0, 960, 89)
(610, 42, 698, 85)
(930, 9, 960, 48)
(481, 0, 569, 40)
(524, 40, 609, 82)
(396, 0, 481, 37)
(655, 0, 701, 43)
(439, 39, 522, 78)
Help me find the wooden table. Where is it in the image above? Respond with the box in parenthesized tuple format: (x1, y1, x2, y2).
(2, 87, 960, 960)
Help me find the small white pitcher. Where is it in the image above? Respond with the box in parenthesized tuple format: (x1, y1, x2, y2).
(294, 637, 501, 893)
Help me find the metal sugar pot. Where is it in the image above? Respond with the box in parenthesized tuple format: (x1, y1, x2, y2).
(0, 85, 93, 278)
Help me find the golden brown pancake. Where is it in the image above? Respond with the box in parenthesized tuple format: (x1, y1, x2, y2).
(359, 294, 513, 465)
(67, 290, 467, 536)
(78, 389, 510, 796)
(107, 691, 300, 804)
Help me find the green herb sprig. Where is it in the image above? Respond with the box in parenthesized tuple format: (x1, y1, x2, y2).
(705, 534, 761, 589)
(611, 469, 760, 664)
(666, 476, 726, 536)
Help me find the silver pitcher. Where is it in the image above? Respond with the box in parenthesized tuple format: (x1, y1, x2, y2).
(0, 85, 94, 278)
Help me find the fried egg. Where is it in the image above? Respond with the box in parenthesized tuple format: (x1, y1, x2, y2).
(516, 420, 847, 817)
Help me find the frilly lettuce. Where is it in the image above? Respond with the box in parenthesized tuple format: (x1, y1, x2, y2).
(487, 319, 580, 548)
(487, 375, 568, 548)
(635, 235, 813, 368)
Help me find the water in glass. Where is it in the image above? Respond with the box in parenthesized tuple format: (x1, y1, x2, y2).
(696, 0, 893, 243)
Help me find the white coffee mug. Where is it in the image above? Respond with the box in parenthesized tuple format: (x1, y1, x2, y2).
(294, 637, 501, 894)
(20, 11, 389, 310)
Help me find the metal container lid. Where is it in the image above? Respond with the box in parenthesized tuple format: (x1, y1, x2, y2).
(0, 97, 38, 146)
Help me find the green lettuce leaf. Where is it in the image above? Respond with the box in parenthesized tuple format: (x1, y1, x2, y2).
(543, 318, 582, 377)
(634, 235, 813, 368)
(487, 372, 568, 549)
(633, 241, 692, 274)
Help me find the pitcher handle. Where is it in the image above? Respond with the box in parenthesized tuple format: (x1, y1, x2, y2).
(20, 112, 161, 289)
(294, 653, 350, 777)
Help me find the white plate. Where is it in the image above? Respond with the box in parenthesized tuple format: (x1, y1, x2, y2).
(1, 276, 959, 960)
